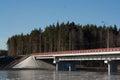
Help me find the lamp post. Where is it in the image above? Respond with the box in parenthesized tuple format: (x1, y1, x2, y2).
(107, 27, 109, 49)
(101, 21, 109, 49)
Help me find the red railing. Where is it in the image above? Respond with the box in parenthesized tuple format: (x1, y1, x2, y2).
(32, 47, 120, 56)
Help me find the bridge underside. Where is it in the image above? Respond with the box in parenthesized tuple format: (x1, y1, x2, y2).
(56, 60, 120, 73)
(35, 58, 120, 73)
(58, 54, 120, 61)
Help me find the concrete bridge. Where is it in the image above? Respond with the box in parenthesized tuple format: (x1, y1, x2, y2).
(31, 47, 120, 73)
(13, 47, 120, 74)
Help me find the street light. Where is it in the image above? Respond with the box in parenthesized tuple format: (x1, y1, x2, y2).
(107, 27, 109, 49)
(101, 21, 109, 49)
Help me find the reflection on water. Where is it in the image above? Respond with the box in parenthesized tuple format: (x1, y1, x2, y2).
(0, 70, 120, 80)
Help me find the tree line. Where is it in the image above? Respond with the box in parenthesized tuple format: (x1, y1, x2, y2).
(7, 22, 120, 56)
(0, 50, 8, 56)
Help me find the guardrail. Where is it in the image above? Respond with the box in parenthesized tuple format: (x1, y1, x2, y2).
(32, 47, 120, 56)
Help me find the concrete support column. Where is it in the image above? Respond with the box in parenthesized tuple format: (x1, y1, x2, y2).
(53, 57, 59, 71)
(105, 60, 117, 74)
(68, 64, 71, 71)
(56, 62, 58, 71)
(105, 60, 118, 75)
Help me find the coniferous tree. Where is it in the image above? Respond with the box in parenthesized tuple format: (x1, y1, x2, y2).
(7, 22, 120, 56)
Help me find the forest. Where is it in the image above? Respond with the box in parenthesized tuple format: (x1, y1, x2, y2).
(7, 22, 120, 56)
(0, 50, 7, 56)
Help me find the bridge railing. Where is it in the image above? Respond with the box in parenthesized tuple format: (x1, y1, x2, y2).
(32, 47, 120, 56)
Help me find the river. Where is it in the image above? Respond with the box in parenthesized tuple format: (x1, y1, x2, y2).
(0, 70, 120, 80)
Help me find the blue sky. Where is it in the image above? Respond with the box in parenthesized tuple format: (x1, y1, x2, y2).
(0, 0, 120, 50)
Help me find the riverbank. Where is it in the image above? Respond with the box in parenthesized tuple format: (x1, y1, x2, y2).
(0, 55, 28, 69)
(0, 56, 14, 69)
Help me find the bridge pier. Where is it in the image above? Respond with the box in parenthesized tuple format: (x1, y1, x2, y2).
(105, 60, 118, 74)
(56, 62, 58, 71)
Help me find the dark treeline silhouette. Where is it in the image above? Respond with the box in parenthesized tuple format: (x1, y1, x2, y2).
(7, 22, 120, 56)
(0, 50, 8, 56)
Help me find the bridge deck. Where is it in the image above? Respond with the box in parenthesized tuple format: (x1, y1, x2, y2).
(32, 47, 120, 57)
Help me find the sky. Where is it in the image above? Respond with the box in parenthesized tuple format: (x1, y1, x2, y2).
(0, 0, 120, 50)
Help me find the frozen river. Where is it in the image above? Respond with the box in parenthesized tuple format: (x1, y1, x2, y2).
(0, 70, 120, 80)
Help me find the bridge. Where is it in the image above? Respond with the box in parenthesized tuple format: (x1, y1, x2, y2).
(32, 47, 120, 73)
(12, 47, 120, 74)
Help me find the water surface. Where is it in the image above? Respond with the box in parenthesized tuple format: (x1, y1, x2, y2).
(0, 70, 120, 80)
